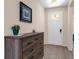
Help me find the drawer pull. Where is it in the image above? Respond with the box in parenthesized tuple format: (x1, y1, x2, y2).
(40, 43, 42, 44)
(27, 42, 32, 45)
(35, 38, 38, 40)
(40, 47, 42, 49)
(30, 49, 34, 52)
(39, 52, 41, 55)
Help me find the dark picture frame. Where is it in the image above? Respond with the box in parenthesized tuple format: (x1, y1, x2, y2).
(20, 2, 32, 23)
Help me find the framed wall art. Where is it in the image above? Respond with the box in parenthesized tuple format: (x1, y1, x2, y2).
(20, 2, 32, 23)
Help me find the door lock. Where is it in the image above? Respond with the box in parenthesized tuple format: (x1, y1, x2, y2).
(60, 29, 62, 33)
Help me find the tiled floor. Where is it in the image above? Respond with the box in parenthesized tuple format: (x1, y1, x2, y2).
(42, 45, 73, 59)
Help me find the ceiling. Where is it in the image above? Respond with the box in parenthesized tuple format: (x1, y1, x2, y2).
(39, 0, 69, 8)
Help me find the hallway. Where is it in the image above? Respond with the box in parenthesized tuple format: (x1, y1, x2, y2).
(43, 45, 73, 59)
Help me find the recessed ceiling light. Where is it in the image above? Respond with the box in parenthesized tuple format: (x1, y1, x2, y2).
(39, 0, 69, 8)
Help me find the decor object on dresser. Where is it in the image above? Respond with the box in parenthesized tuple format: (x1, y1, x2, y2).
(20, 1, 32, 23)
(32, 29, 36, 33)
(11, 25, 20, 35)
(5, 32, 44, 59)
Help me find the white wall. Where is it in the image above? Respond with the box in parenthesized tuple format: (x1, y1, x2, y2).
(4, 0, 45, 35)
(45, 7, 68, 46)
(67, 4, 74, 51)
(45, 6, 74, 51)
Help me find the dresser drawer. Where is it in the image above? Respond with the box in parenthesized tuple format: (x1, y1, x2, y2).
(33, 39, 43, 50)
(23, 45, 35, 58)
(23, 55, 34, 59)
(33, 48, 44, 59)
(23, 41, 39, 57)
(23, 49, 38, 59)
(23, 48, 44, 59)
(24, 50, 41, 59)
(36, 39, 43, 48)
(23, 40, 43, 58)
(22, 35, 43, 50)
(35, 34, 43, 40)
(22, 33, 44, 59)
(22, 37, 35, 49)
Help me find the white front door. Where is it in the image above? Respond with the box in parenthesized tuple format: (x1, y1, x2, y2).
(48, 11, 64, 46)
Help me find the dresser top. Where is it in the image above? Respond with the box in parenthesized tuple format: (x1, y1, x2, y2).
(5, 32, 44, 39)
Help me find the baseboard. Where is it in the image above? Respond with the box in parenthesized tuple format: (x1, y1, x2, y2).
(44, 43, 67, 47)
(67, 47, 73, 51)
(44, 43, 73, 52)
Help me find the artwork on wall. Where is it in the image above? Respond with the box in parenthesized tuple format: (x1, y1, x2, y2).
(20, 2, 32, 23)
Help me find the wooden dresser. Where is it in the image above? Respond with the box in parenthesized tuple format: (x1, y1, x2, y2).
(5, 32, 44, 59)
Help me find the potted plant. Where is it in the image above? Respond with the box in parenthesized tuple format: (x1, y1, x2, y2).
(11, 25, 20, 35)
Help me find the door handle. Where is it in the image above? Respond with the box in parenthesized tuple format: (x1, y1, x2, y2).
(60, 29, 62, 33)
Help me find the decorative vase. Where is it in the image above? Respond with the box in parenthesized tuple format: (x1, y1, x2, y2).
(11, 25, 20, 35)
(32, 29, 35, 33)
(12, 29, 19, 35)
